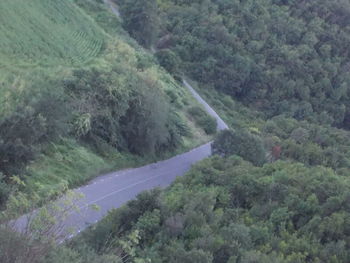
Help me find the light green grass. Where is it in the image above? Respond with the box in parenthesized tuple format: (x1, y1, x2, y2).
(24, 139, 141, 200)
(24, 140, 111, 199)
(0, 0, 104, 68)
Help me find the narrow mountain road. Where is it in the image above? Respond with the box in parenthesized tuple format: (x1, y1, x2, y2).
(14, 2, 229, 239)
(61, 81, 228, 235)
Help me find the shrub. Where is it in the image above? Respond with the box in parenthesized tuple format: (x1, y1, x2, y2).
(198, 115, 217, 135)
(67, 68, 186, 156)
(0, 173, 11, 207)
(212, 129, 266, 166)
(0, 88, 70, 176)
(188, 106, 217, 135)
(156, 49, 181, 77)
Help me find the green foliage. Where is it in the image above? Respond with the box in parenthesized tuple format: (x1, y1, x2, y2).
(77, 188, 162, 254)
(212, 129, 266, 166)
(120, 82, 170, 155)
(44, 245, 121, 263)
(188, 106, 217, 135)
(0, 85, 70, 176)
(66, 67, 186, 156)
(74, 0, 122, 36)
(7, 2, 350, 262)
(120, 0, 160, 48)
(0, 173, 11, 208)
(73, 157, 350, 262)
(0, 0, 210, 209)
(24, 139, 115, 202)
(164, 244, 213, 263)
(261, 115, 350, 173)
(0, 190, 86, 263)
(155, 49, 181, 78)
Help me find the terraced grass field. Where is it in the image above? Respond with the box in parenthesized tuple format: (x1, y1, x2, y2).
(0, 0, 105, 68)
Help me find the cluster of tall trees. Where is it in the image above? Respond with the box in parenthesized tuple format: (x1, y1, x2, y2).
(119, 0, 350, 129)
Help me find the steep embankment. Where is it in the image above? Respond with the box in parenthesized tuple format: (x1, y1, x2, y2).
(0, 0, 214, 209)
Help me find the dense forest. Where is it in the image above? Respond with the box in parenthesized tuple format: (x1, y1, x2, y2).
(120, 0, 350, 128)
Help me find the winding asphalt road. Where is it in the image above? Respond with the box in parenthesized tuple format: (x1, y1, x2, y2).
(13, 2, 229, 239)
(14, 80, 228, 239)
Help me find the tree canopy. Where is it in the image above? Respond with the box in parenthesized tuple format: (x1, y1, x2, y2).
(120, 0, 350, 129)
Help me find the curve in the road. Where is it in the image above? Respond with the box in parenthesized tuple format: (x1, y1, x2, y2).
(14, 81, 228, 239)
(63, 81, 228, 233)
(13, 2, 230, 240)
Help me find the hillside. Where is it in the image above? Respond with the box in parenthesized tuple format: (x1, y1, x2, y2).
(120, 0, 350, 128)
(2, 0, 350, 262)
(40, 0, 350, 262)
(0, 0, 214, 209)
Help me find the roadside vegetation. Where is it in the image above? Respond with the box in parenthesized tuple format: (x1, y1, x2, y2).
(65, 155, 350, 263)
(0, 0, 213, 210)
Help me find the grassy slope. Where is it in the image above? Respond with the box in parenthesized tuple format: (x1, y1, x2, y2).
(0, 0, 104, 68)
(0, 0, 211, 202)
(0, 0, 105, 115)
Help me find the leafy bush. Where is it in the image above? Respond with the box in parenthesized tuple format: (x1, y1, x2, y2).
(198, 115, 217, 135)
(0, 88, 70, 176)
(156, 49, 181, 78)
(73, 158, 350, 263)
(212, 129, 266, 166)
(119, 0, 159, 48)
(188, 106, 217, 134)
(66, 67, 187, 156)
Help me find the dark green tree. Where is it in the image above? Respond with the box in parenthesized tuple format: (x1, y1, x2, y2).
(155, 49, 181, 78)
(212, 129, 266, 166)
(121, 0, 159, 48)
